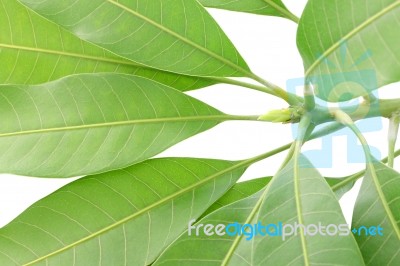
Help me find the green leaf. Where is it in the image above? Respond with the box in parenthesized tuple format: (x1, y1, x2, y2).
(0, 158, 246, 265)
(19, 0, 250, 78)
(0, 0, 214, 90)
(326, 176, 358, 199)
(199, 0, 299, 22)
(154, 190, 263, 266)
(352, 159, 400, 265)
(388, 114, 400, 167)
(201, 176, 271, 218)
(0, 73, 225, 177)
(154, 155, 364, 265)
(297, 0, 400, 102)
(202, 175, 355, 220)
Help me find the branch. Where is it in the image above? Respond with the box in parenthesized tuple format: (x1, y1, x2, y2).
(331, 149, 400, 193)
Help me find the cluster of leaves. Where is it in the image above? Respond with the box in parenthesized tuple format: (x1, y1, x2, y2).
(0, 0, 399, 265)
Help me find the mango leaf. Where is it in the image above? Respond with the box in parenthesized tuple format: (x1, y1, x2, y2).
(19, 0, 250, 78)
(297, 0, 400, 102)
(0, 158, 246, 265)
(0, 73, 225, 178)
(202, 175, 355, 221)
(199, 0, 299, 22)
(0, 0, 214, 90)
(200, 176, 271, 218)
(154, 190, 264, 266)
(154, 155, 364, 265)
(352, 159, 400, 265)
(326, 176, 358, 199)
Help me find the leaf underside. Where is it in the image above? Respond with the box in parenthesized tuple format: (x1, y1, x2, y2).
(202, 174, 356, 221)
(199, 0, 293, 18)
(352, 160, 400, 265)
(18, 0, 250, 77)
(154, 155, 364, 265)
(0, 158, 246, 266)
(0, 0, 214, 90)
(200, 176, 271, 219)
(297, 0, 400, 102)
(0, 73, 222, 177)
(0, 1, 397, 266)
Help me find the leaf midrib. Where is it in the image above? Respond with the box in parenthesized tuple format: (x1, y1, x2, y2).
(220, 184, 270, 265)
(293, 154, 310, 266)
(0, 43, 142, 68)
(23, 159, 249, 266)
(367, 162, 400, 240)
(106, 0, 251, 77)
(262, 0, 298, 22)
(220, 154, 311, 265)
(305, 1, 400, 77)
(0, 115, 242, 138)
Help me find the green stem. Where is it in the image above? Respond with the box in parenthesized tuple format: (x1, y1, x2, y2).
(303, 84, 315, 111)
(309, 122, 345, 139)
(209, 77, 277, 96)
(312, 98, 400, 125)
(248, 73, 302, 105)
(297, 114, 314, 139)
(262, 0, 300, 23)
(334, 110, 371, 158)
(227, 114, 265, 121)
(278, 142, 296, 170)
(293, 115, 312, 266)
(240, 142, 293, 168)
(363, 94, 377, 103)
(210, 76, 302, 105)
(331, 172, 363, 192)
(388, 114, 400, 167)
(237, 121, 345, 168)
(210, 75, 305, 107)
(285, 12, 300, 24)
(328, 150, 400, 193)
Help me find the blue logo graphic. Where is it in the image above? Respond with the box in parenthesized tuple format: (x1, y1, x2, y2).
(287, 43, 382, 167)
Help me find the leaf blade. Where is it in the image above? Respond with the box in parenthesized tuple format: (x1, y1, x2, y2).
(199, 0, 298, 21)
(0, 73, 223, 177)
(352, 160, 400, 265)
(202, 175, 355, 221)
(297, 0, 400, 101)
(19, 0, 250, 77)
(154, 155, 365, 265)
(200, 176, 271, 219)
(0, 158, 246, 265)
(0, 0, 214, 90)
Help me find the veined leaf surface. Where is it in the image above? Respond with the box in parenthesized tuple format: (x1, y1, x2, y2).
(0, 73, 223, 177)
(202, 174, 356, 221)
(0, 0, 214, 90)
(297, 0, 400, 102)
(19, 0, 250, 77)
(199, 0, 298, 22)
(352, 160, 400, 265)
(326, 175, 358, 199)
(154, 155, 364, 265)
(200, 176, 271, 218)
(0, 158, 246, 265)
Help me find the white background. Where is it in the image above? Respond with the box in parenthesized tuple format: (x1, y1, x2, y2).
(1, 0, 399, 227)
